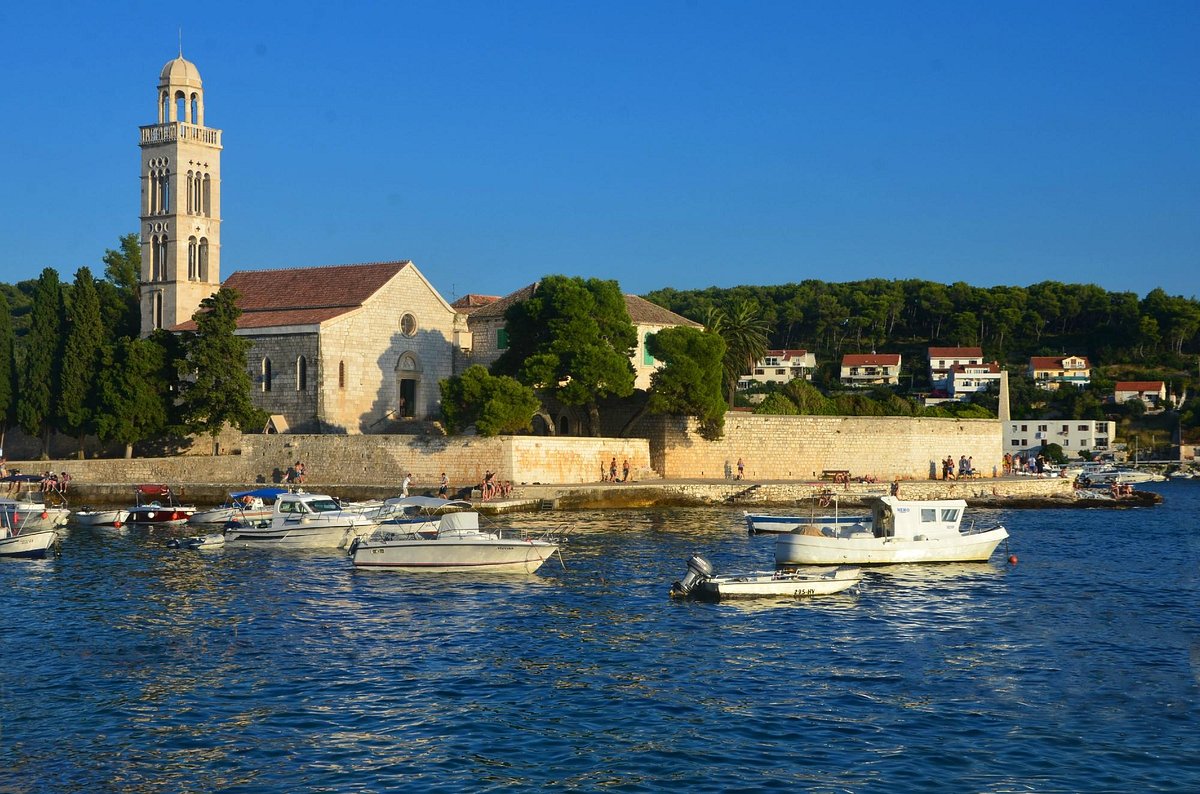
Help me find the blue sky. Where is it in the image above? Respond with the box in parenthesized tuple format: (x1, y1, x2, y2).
(1, 1, 1197, 301)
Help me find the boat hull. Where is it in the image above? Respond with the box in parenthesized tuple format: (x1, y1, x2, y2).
(188, 507, 274, 525)
(352, 538, 559, 573)
(73, 509, 131, 527)
(224, 521, 360, 549)
(127, 507, 195, 524)
(775, 527, 1009, 565)
(0, 528, 59, 558)
(744, 511, 871, 535)
(694, 567, 861, 600)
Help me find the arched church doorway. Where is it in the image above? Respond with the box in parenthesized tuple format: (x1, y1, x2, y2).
(396, 353, 420, 418)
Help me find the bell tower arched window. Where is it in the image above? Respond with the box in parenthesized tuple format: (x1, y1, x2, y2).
(187, 237, 198, 280)
(153, 292, 164, 330)
(198, 238, 209, 282)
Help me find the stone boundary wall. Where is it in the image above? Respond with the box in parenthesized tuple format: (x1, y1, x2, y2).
(644, 413, 1003, 482)
(6, 434, 650, 490)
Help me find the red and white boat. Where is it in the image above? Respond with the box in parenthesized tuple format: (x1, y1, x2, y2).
(126, 484, 196, 524)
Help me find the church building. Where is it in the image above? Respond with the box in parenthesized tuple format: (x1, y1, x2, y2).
(140, 55, 694, 435)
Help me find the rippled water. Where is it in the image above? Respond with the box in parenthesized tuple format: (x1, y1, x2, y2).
(2, 485, 1198, 792)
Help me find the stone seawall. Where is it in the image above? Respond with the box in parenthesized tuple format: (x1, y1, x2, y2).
(645, 414, 1002, 482)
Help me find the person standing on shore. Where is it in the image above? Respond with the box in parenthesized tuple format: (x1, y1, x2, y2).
(438, 472, 448, 498)
(736, 458, 745, 480)
(401, 472, 412, 497)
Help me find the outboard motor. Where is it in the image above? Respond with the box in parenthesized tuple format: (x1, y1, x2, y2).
(670, 555, 714, 598)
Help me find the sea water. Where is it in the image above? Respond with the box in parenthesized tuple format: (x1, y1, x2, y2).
(1, 484, 1197, 792)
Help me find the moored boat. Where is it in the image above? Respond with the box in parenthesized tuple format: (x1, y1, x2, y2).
(670, 555, 861, 600)
(0, 525, 59, 558)
(223, 491, 376, 549)
(188, 487, 288, 525)
(349, 509, 562, 573)
(166, 533, 226, 550)
(0, 489, 71, 533)
(126, 484, 196, 524)
(73, 508, 132, 527)
(774, 495, 1008, 566)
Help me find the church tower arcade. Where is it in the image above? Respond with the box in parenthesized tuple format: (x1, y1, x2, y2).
(138, 55, 223, 336)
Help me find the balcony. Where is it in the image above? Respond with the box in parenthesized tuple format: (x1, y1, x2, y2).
(140, 122, 222, 147)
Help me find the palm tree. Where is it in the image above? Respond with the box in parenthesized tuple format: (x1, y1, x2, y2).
(705, 300, 770, 406)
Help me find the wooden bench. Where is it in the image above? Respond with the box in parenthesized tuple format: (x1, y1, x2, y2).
(820, 469, 850, 482)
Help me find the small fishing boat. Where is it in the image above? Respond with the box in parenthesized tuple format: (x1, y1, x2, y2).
(670, 555, 861, 600)
(188, 487, 288, 525)
(0, 482, 72, 533)
(224, 491, 376, 549)
(73, 508, 132, 527)
(745, 491, 871, 535)
(126, 484, 196, 524)
(349, 509, 562, 573)
(0, 524, 59, 558)
(166, 533, 226, 550)
(774, 495, 1008, 566)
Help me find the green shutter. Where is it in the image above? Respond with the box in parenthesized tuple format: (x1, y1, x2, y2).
(643, 332, 654, 365)
(497, 327, 508, 350)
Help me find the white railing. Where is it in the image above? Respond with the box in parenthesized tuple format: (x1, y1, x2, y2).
(139, 123, 222, 147)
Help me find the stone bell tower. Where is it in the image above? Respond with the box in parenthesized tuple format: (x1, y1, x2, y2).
(138, 54, 223, 336)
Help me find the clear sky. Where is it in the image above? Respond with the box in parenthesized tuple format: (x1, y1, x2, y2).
(1, 1, 1197, 301)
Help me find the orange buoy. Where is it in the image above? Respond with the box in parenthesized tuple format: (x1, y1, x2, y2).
(113, 521, 122, 528)
(1008, 554, 1018, 565)
(42, 511, 49, 520)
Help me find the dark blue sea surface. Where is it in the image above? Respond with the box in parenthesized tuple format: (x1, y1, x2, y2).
(3, 484, 1198, 792)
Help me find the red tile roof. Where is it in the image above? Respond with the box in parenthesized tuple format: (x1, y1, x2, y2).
(928, 346, 983, 358)
(764, 348, 810, 361)
(1029, 355, 1091, 370)
(468, 283, 700, 328)
(450, 294, 500, 313)
(842, 353, 900, 366)
(1114, 381, 1164, 392)
(173, 261, 410, 331)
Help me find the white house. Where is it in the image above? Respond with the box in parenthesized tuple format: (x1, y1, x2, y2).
(738, 349, 817, 390)
(1005, 420, 1116, 457)
(1114, 381, 1167, 409)
(840, 353, 901, 387)
(928, 347, 984, 390)
(947, 362, 1002, 399)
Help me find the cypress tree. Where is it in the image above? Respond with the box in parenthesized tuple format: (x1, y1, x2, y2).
(0, 293, 16, 454)
(17, 268, 65, 458)
(59, 267, 105, 458)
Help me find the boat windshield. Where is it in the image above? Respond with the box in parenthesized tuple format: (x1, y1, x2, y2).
(307, 498, 343, 513)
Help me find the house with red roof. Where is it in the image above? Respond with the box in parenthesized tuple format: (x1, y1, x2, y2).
(738, 349, 817, 390)
(465, 283, 702, 397)
(1114, 381, 1167, 410)
(839, 353, 901, 387)
(1028, 355, 1091, 390)
(927, 346, 984, 390)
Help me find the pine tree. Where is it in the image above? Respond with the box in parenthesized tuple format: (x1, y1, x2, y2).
(177, 288, 266, 452)
(17, 268, 65, 458)
(59, 267, 106, 458)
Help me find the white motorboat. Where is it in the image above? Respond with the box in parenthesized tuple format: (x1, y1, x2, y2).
(670, 555, 861, 600)
(1168, 469, 1195, 480)
(0, 490, 71, 533)
(775, 495, 1008, 566)
(223, 491, 377, 549)
(188, 487, 288, 525)
(0, 524, 59, 558)
(73, 508, 132, 527)
(349, 509, 561, 573)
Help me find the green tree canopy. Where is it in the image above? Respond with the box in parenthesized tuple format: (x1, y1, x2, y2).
(17, 268, 65, 457)
(96, 335, 174, 458)
(59, 267, 106, 457)
(99, 232, 141, 340)
(440, 365, 540, 436)
(643, 326, 727, 439)
(704, 299, 771, 406)
(492, 276, 637, 435)
(0, 293, 16, 451)
(176, 288, 266, 449)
